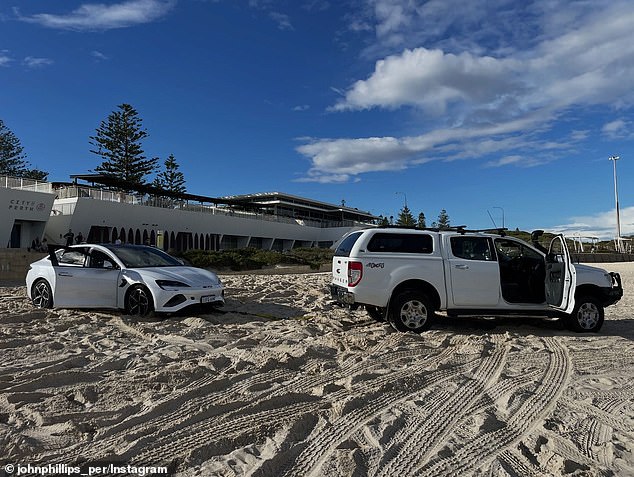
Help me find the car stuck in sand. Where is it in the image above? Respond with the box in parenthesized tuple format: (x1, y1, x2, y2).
(26, 243, 224, 316)
(331, 227, 623, 333)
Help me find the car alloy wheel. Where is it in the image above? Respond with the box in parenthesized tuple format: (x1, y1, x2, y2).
(569, 296, 604, 333)
(389, 291, 434, 333)
(126, 286, 152, 316)
(32, 280, 53, 308)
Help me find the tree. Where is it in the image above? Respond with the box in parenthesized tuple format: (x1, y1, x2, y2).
(90, 104, 157, 185)
(153, 154, 186, 195)
(436, 209, 451, 230)
(22, 168, 48, 181)
(0, 120, 48, 180)
(417, 212, 426, 229)
(379, 216, 390, 227)
(396, 205, 416, 227)
(0, 119, 28, 176)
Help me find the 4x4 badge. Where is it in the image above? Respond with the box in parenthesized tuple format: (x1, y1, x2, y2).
(367, 262, 384, 268)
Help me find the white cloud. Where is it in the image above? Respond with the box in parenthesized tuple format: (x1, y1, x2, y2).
(16, 0, 176, 31)
(0, 50, 11, 66)
(293, 105, 310, 111)
(91, 50, 109, 61)
(23, 56, 54, 68)
(551, 206, 634, 240)
(602, 119, 630, 139)
(269, 12, 293, 30)
(298, 1, 634, 182)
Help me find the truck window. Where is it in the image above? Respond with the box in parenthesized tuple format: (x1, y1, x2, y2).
(451, 236, 494, 261)
(334, 232, 363, 257)
(367, 233, 433, 253)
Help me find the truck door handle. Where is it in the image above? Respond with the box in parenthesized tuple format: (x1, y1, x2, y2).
(455, 264, 469, 270)
(58, 272, 73, 277)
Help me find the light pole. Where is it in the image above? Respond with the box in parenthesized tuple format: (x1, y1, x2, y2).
(609, 155, 622, 252)
(492, 206, 505, 229)
(396, 191, 408, 208)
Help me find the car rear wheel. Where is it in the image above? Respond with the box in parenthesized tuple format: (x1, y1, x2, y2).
(32, 279, 53, 309)
(389, 291, 434, 333)
(125, 285, 153, 316)
(568, 296, 604, 332)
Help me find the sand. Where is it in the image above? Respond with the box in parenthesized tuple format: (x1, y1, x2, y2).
(0, 263, 633, 476)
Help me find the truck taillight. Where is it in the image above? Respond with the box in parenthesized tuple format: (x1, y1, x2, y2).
(348, 261, 363, 287)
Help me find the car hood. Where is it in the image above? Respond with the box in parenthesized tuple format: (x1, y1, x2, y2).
(126, 266, 221, 287)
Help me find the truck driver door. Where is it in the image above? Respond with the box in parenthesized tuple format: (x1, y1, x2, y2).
(545, 235, 576, 314)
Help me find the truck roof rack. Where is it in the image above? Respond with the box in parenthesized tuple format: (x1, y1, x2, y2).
(377, 225, 508, 236)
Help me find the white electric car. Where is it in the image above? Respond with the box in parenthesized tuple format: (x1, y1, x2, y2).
(26, 244, 224, 316)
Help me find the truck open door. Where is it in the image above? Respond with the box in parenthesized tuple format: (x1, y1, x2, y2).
(544, 235, 576, 314)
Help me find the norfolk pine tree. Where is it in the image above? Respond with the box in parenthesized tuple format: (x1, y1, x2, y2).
(417, 212, 426, 229)
(153, 154, 186, 195)
(90, 104, 157, 185)
(0, 120, 48, 180)
(396, 205, 416, 227)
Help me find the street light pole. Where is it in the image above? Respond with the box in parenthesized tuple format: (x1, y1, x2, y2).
(609, 155, 621, 252)
(492, 206, 505, 229)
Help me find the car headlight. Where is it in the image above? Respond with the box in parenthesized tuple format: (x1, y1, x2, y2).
(156, 280, 191, 289)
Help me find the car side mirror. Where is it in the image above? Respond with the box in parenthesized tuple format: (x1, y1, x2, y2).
(103, 260, 115, 269)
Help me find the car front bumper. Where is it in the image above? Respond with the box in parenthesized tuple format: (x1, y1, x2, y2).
(154, 285, 225, 312)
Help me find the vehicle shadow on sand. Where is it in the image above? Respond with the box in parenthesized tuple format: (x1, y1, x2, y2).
(430, 314, 634, 341)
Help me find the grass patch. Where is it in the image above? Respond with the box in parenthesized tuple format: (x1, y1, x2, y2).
(181, 247, 333, 271)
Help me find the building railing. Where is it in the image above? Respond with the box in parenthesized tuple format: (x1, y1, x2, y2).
(0, 175, 53, 193)
(0, 174, 373, 229)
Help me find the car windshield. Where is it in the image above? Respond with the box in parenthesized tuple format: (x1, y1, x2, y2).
(105, 246, 182, 268)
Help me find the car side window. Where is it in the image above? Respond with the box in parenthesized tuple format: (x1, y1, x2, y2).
(367, 233, 433, 253)
(57, 250, 87, 266)
(88, 250, 116, 269)
(450, 236, 494, 261)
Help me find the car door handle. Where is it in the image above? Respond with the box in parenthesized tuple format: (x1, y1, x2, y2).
(455, 264, 469, 270)
(58, 272, 73, 277)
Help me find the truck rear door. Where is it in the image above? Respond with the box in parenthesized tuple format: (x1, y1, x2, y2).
(445, 235, 500, 307)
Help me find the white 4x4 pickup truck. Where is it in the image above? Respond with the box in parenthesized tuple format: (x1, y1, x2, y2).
(330, 227, 623, 333)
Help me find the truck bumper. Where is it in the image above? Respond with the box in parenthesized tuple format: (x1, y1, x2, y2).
(601, 272, 623, 307)
(329, 284, 356, 305)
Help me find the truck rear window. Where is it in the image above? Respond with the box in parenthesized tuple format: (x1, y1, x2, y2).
(367, 233, 433, 253)
(334, 231, 363, 257)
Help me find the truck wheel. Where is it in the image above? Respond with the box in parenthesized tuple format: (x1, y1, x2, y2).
(568, 296, 604, 332)
(389, 291, 434, 333)
(366, 305, 387, 322)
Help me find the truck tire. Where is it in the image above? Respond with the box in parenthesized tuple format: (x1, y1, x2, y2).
(389, 291, 434, 333)
(568, 296, 604, 333)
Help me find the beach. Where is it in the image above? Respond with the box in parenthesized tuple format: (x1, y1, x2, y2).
(1, 263, 633, 476)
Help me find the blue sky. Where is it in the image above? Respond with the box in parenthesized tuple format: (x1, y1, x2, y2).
(1, 0, 633, 239)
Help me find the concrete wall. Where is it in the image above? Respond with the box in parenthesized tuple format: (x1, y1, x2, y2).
(0, 188, 55, 248)
(0, 249, 47, 285)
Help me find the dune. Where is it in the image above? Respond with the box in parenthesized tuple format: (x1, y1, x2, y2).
(0, 263, 632, 476)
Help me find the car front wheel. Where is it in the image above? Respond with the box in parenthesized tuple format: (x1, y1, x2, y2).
(568, 296, 604, 332)
(32, 279, 53, 309)
(125, 285, 153, 316)
(389, 291, 434, 333)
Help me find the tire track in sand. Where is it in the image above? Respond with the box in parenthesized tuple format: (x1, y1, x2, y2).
(416, 336, 571, 476)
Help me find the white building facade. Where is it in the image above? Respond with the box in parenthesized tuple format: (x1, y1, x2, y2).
(1, 175, 378, 252)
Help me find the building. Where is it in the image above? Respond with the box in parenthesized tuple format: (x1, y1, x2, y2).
(1, 174, 379, 252)
(0, 176, 55, 249)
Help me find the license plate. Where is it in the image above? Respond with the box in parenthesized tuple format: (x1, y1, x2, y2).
(201, 296, 216, 304)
